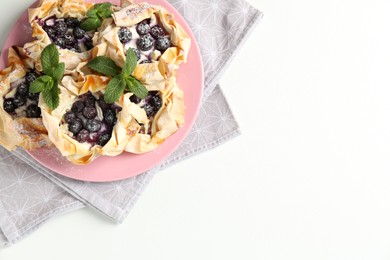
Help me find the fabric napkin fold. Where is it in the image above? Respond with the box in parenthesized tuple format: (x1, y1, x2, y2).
(0, 0, 262, 247)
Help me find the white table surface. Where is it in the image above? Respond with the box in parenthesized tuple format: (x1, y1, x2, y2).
(2, 0, 390, 259)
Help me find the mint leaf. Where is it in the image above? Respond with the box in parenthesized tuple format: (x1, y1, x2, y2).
(122, 48, 138, 77)
(29, 75, 53, 93)
(42, 82, 59, 110)
(126, 77, 148, 99)
(80, 17, 102, 31)
(51, 62, 65, 81)
(41, 44, 59, 77)
(86, 7, 99, 18)
(104, 75, 125, 103)
(95, 3, 113, 18)
(86, 56, 121, 77)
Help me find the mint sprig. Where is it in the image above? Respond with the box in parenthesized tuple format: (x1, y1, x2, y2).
(29, 44, 64, 110)
(86, 49, 148, 103)
(80, 2, 113, 31)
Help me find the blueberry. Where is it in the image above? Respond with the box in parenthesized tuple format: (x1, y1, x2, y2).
(86, 119, 102, 133)
(83, 106, 97, 119)
(25, 71, 39, 84)
(64, 111, 77, 124)
(103, 109, 117, 126)
(87, 132, 99, 143)
(84, 38, 94, 50)
(13, 96, 26, 108)
(84, 94, 96, 107)
(67, 45, 80, 53)
(64, 33, 75, 45)
(3, 98, 15, 113)
(68, 118, 83, 135)
(97, 133, 111, 146)
(55, 37, 66, 48)
(150, 25, 166, 39)
(155, 37, 171, 52)
(71, 101, 85, 113)
(73, 27, 85, 39)
(150, 95, 162, 112)
(118, 28, 132, 43)
(130, 95, 141, 104)
(76, 129, 89, 143)
(98, 99, 110, 110)
(131, 48, 141, 60)
(136, 20, 150, 35)
(43, 26, 56, 38)
(25, 104, 41, 118)
(65, 17, 79, 28)
(137, 34, 154, 51)
(16, 83, 29, 97)
(27, 92, 40, 101)
(54, 20, 68, 36)
(142, 104, 155, 118)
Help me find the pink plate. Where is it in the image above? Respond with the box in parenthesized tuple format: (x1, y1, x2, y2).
(0, 0, 203, 182)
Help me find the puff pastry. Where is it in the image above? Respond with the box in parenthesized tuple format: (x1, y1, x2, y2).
(0, 47, 50, 151)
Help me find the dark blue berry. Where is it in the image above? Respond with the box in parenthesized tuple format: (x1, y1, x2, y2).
(43, 26, 56, 38)
(84, 94, 96, 107)
(142, 104, 155, 118)
(118, 28, 132, 43)
(16, 83, 29, 97)
(86, 119, 102, 133)
(87, 132, 99, 143)
(65, 17, 79, 28)
(103, 109, 116, 126)
(13, 96, 26, 108)
(55, 37, 66, 48)
(73, 27, 85, 39)
(25, 71, 39, 84)
(98, 98, 110, 110)
(83, 106, 97, 119)
(136, 20, 150, 35)
(150, 26, 166, 39)
(130, 95, 141, 104)
(64, 33, 75, 45)
(136, 33, 154, 51)
(84, 38, 94, 50)
(76, 129, 89, 143)
(3, 98, 15, 113)
(27, 92, 40, 101)
(54, 20, 68, 36)
(97, 133, 111, 146)
(150, 95, 162, 112)
(25, 104, 41, 118)
(64, 111, 77, 124)
(71, 101, 85, 113)
(67, 45, 80, 53)
(68, 118, 83, 135)
(155, 37, 171, 52)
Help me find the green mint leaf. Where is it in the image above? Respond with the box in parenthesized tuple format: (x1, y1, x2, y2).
(122, 48, 138, 77)
(86, 56, 121, 77)
(41, 44, 59, 77)
(29, 75, 53, 93)
(80, 17, 102, 31)
(104, 75, 125, 103)
(51, 62, 65, 81)
(95, 3, 113, 18)
(86, 7, 99, 18)
(42, 82, 59, 110)
(126, 77, 148, 99)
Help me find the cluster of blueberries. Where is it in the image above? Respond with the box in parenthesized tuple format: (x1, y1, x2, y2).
(3, 71, 41, 118)
(118, 19, 171, 63)
(64, 93, 119, 146)
(42, 17, 93, 52)
(130, 91, 163, 118)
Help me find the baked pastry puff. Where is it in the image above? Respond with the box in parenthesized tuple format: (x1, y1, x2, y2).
(40, 75, 138, 165)
(92, 1, 191, 91)
(0, 47, 50, 151)
(24, 0, 94, 74)
(124, 81, 185, 154)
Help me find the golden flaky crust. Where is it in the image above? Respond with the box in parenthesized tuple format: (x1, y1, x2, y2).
(24, 0, 92, 73)
(0, 47, 50, 151)
(40, 77, 138, 165)
(92, 2, 191, 91)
